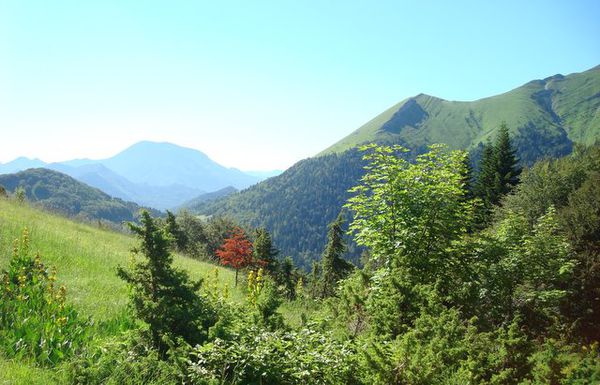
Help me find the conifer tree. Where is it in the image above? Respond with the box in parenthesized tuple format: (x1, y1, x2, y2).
(474, 141, 497, 206)
(319, 213, 353, 298)
(164, 210, 187, 251)
(279, 256, 296, 300)
(117, 211, 214, 355)
(254, 228, 279, 275)
(494, 122, 521, 196)
(474, 123, 520, 211)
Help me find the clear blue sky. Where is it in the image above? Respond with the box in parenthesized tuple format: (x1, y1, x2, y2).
(1, 0, 598, 170)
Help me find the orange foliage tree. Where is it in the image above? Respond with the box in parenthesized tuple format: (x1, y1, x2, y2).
(216, 227, 254, 287)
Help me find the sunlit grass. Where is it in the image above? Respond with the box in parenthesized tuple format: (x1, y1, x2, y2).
(0, 198, 243, 322)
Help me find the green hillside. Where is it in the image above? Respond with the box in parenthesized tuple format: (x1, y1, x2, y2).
(321, 65, 600, 165)
(197, 66, 600, 267)
(0, 168, 161, 225)
(0, 198, 241, 321)
(0, 198, 244, 383)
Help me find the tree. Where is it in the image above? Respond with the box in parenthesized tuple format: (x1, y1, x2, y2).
(254, 228, 279, 275)
(494, 122, 521, 196)
(474, 122, 521, 211)
(278, 256, 296, 300)
(473, 141, 498, 207)
(319, 213, 353, 298)
(346, 144, 473, 276)
(216, 227, 254, 287)
(117, 210, 214, 354)
(164, 210, 187, 251)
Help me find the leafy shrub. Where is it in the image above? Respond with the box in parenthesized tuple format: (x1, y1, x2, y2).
(0, 228, 89, 366)
(188, 327, 358, 385)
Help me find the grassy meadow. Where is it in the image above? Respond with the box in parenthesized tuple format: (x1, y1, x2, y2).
(0, 198, 245, 384)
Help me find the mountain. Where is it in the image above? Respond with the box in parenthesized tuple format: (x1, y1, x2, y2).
(195, 65, 600, 268)
(94, 141, 260, 191)
(321, 65, 600, 165)
(47, 163, 204, 210)
(0, 141, 266, 210)
(243, 170, 283, 179)
(0, 168, 160, 224)
(0, 157, 46, 174)
(177, 186, 238, 211)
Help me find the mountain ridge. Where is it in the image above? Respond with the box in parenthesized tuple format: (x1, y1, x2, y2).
(199, 65, 600, 267)
(0, 141, 269, 209)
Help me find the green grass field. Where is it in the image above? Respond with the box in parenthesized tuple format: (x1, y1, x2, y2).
(0, 198, 248, 384)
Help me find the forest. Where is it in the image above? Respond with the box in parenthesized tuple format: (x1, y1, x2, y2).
(1, 125, 599, 384)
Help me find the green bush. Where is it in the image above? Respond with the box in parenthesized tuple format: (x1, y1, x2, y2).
(188, 326, 358, 385)
(0, 228, 89, 366)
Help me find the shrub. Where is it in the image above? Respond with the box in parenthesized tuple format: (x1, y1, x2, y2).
(0, 228, 88, 366)
(188, 326, 358, 385)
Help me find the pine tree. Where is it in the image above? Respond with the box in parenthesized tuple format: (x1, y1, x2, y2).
(117, 211, 214, 355)
(494, 122, 521, 196)
(319, 213, 353, 298)
(279, 256, 296, 300)
(254, 228, 279, 275)
(164, 210, 187, 251)
(462, 152, 475, 200)
(474, 123, 521, 211)
(474, 141, 497, 206)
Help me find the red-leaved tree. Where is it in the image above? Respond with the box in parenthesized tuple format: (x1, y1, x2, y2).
(216, 227, 254, 287)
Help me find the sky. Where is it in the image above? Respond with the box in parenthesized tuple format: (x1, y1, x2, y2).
(1, 1, 599, 171)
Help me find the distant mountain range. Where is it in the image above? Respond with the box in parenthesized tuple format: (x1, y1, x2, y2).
(0, 141, 278, 210)
(0, 168, 161, 224)
(193, 65, 600, 268)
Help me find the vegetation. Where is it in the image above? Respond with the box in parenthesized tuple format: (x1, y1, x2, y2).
(194, 66, 599, 267)
(321, 66, 599, 159)
(2, 140, 600, 384)
(194, 149, 367, 269)
(0, 168, 160, 225)
(117, 211, 216, 353)
(216, 227, 255, 286)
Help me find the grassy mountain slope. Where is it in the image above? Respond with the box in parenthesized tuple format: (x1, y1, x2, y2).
(321, 65, 599, 165)
(197, 66, 600, 267)
(0, 198, 242, 384)
(0, 198, 240, 321)
(0, 168, 161, 224)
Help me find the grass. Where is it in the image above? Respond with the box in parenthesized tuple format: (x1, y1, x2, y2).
(0, 198, 243, 323)
(0, 355, 61, 385)
(0, 198, 309, 383)
(319, 65, 600, 156)
(0, 198, 250, 383)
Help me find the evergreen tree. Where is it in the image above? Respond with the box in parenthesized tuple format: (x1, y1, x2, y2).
(461, 152, 475, 200)
(279, 256, 296, 300)
(164, 210, 187, 251)
(473, 141, 497, 206)
(117, 210, 214, 355)
(474, 123, 521, 214)
(494, 122, 521, 196)
(319, 213, 353, 298)
(254, 228, 279, 275)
